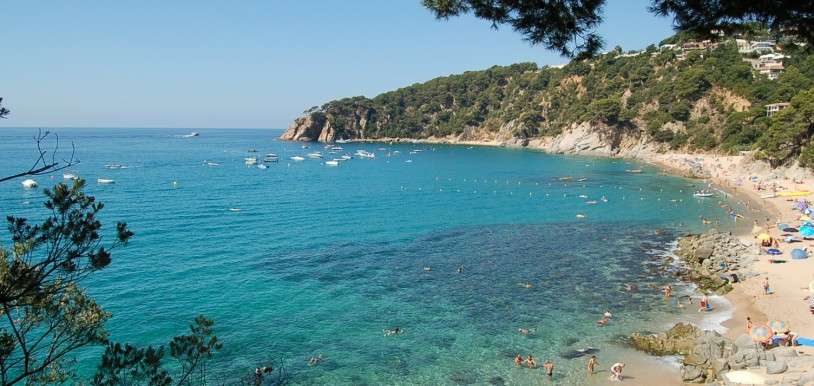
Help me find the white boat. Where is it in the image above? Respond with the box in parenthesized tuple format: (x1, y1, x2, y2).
(21, 179, 38, 189)
(307, 152, 323, 159)
(340, 155, 352, 160)
(63, 173, 77, 180)
(290, 156, 305, 161)
(693, 190, 714, 198)
(405, 159, 413, 163)
(257, 164, 268, 169)
(244, 157, 258, 165)
(228, 208, 241, 212)
(355, 150, 375, 159)
(105, 163, 126, 169)
(330, 146, 343, 151)
(180, 132, 200, 138)
(335, 139, 351, 144)
(325, 160, 339, 166)
(97, 178, 115, 184)
(205, 161, 220, 167)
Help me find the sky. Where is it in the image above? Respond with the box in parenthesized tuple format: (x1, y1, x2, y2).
(1, 1, 676, 129)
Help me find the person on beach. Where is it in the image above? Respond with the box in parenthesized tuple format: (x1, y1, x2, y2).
(514, 354, 524, 366)
(543, 360, 554, 376)
(763, 277, 771, 295)
(746, 317, 753, 333)
(587, 355, 598, 375)
(610, 362, 625, 381)
(526, 355, 537, 368)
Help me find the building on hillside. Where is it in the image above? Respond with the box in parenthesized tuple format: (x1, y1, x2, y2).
(759, 53, 786, 63)
(765, 102, 791, 117)
(659, 43, 678, 50)
(737, 39, 777, 54)
(757, 62, 785, 80)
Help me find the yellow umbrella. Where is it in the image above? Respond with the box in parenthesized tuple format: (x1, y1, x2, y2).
(757, 233, 771, 241)
(768, 320, 789, 333)
(750, 325, 773, 342)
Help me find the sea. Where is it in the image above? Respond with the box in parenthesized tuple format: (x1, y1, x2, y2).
(0, 128, 748, 385)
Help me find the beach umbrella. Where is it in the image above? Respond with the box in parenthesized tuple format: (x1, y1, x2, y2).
(750, 325, 773, 342)
(767, 248, 782, 255)
(769, 320, 789, 333)
(758, 233, 772, 241)
(792, 249, 809, 259)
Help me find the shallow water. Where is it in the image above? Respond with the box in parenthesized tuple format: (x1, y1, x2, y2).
(0, 128, 744, 384)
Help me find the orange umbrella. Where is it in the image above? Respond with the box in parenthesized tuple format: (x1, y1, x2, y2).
(750, 325, 773, 342)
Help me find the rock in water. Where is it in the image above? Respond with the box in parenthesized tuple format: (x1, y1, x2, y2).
(628, 322, 700, 356)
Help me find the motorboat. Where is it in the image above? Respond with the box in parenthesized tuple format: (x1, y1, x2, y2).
(97, 178, 115, 184)
(105, 163, 126, 169)
(625, 169, 643, 173)
(340, 155, 352, 160)
(693, 190, 714, 198)
(205, 161, 220, 167)
(355, 150, 375, 159)
(330, 146, 343, 151)
(244, 157, 258, 165)
(335, 139, 351, 144)
(307, 152, 323, 159)
(325, 160, 339, 166)
(290, 156, 305, 161)
(257, 164, 268, 170)
(63, 173, 77, 180)
(21, 179, 38, 189)
(263, 154, 279, 162)
(180, 132, 199, 138)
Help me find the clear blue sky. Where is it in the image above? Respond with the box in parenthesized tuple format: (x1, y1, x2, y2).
(1, 1, 675, 129)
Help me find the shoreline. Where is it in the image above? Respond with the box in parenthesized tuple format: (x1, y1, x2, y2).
(333, 136, 814, 383)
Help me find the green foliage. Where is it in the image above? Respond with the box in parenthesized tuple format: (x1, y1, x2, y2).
(93, 315, 221, 386)
(300, 32, 814, 168)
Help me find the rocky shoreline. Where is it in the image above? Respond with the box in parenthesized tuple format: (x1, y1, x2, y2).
(628, 231, 814, 385)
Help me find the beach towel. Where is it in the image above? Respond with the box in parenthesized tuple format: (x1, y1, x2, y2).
(796, 337, 814, 347)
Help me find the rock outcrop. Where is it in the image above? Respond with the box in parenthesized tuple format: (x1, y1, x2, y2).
(674, 230, 758, 293)
(628, 324, 797, 383)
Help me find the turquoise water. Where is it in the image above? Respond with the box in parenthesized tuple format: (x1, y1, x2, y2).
(0, 128, 742, 385)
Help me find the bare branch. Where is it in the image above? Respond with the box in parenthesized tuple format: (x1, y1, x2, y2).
(0, 130, 79, 183)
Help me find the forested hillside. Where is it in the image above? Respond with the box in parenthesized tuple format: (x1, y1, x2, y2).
(283, 32, 814, 168)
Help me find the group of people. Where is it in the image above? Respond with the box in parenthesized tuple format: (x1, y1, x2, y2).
(514, 355, 624, 381)
(514, 355, 555, 376)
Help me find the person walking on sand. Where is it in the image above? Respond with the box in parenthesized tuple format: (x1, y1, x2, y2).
(763, 277, 771, 295)
(610, 362, 625, 381)
(587, 355, 598, 376)
(746, 316, 753, 333)
(543, 360, 554, 377)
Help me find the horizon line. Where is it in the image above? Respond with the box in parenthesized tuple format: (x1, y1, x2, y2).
(0, 126, 282, 130)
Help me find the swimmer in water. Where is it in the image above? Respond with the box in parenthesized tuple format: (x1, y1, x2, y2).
(543, 360, 554, 376)
(526, 355, 537, 368)
(514, 354, 524, 366)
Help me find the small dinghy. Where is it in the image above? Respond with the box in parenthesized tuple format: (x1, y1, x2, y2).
(97, 178, 115, 184)
(21, 179, 38, 189)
